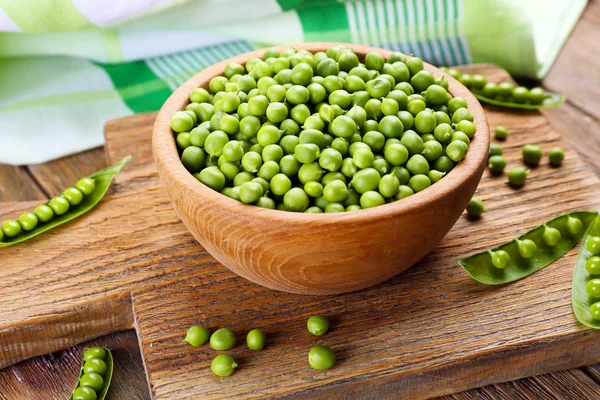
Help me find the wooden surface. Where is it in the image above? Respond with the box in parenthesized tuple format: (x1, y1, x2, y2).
(153, 42, 489, 295)
(1, 64, 600, 399)
(2, 1, 600, 396)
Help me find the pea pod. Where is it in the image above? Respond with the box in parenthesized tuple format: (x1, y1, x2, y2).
(572, 213, 600, 329)
(70, 347, 113, 400)
(457, 211, 597, 284)
(472, 92, 565, 110)
(0, 156, 131, 247)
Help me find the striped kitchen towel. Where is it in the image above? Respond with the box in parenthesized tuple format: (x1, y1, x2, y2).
(0, 0, 587, 164)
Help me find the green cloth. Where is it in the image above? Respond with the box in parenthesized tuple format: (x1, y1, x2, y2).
(0, 0, 587, 164)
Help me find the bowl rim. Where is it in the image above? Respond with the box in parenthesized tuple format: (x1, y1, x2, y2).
(153, 42, 489, 224)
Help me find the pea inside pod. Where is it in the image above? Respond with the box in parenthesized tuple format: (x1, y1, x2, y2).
(70, 347, 113, 400)
(457, 211, 597, 284)
(1, 156, 131, 247)
(572, 213, 600, 329)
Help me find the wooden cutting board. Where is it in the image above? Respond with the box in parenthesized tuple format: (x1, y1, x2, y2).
(2, 64, 600, 399)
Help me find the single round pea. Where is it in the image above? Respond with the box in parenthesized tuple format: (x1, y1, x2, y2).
(587, 257, 600, 275)
(197, 167, 226, 191)
(307, 315, 329, 336)
(340, 157, 357, 178)
(406, 154, 430, 175)
(451, 108, 474, 124)
(489, 144, 503, 158)
(240, 182, 264, 204)
(397, 110, 414, 130)
(31, 204, 53, 224)
(586, 279, 600, 298)
(434, 110, 451, 126)
(400, 131, 424, 155)
(446, 140, 469, 162)
(366, 77, 391, 98)
(256, 197, 276, 209)
(424, 84, 449, 105)
(244, 328, 266, 350)
(591, 303, 600, 320)
(76, 178, 96, 195)
(466, 197, 485, 217)
(488, 155, 507, 174)
(496, 82, 514, 98)
(433, 123, 453, 145)
(588, 236, 600, 254)
(305, 206, 323, 213)
(391, 166, 411, 185)
(60, 187, 84, 207)
(184, 325, 210, 347)
(494, 126, 508, 141)
(384, 143, 409, 166)
(452, 131, 470, 144)
(372, 158, 390, 176)
(567, 216, 583, 235)
(170, 111, 194, 133)
(517, 239, 537, 259)
(2, 220, 22, 237)
(83, 358, 107, 375)
(378, 115, 404, 139)
(257, 125, 282, 147)
(277, 155, 299, 178)
(351, 168, 380, 194)
(353, 147, 375, 169)
(433, 156, 455, 173)
(304, 181, 323, 198)
(79, 372, 104, 391)
(482, 82, 497, 98)
(323, 180, 349, 203)
(321, 172, 346, 186)
(325, 203, 345, 213)
(512, 86, 529, 103)
(346, 205, 362, 212)
(408, 174, 431, 193)
(258, 161, 280, 181)
(83, 347, 106, 361)
(458, 73, 472, 88)
(470, 74, 487, 90)
(428, 170, 445, 184)
(508, 167, 528, 187)
(447, 97, 468, 115)
(241, 152, 263, 173)
(17, 212, 38, 231)
(295, 143, 320, 164)
(72, 386, 97, 400)
(298, 162, 324, 184)
(330, 115, 357, 138)
(283, 188, 310, 212)
(548, 147, 565, 166)
(190, 87, 210, 103)
(308, 345, 336, 370)
(211, 354, 238, 377)
(210, 328, 236, 351)
(456, 120, 476, 139)
(318, 148, 343, 172)
(410, 70, 434, 93)
(528, 87, 546, 104)
(379, 174, 400, 198)
(407, 99, 426, 117)
(396, 185, 414, 200)
(543, 226, 562, 246)
(422, 141, 443, 162)
(269, 173, 292, 196)
(491, 250, 510, 269)
(48, 196, 70, 216)
(176, 132, 191, 150)
(360, 191, 385, 209)
(262, 144, 284, 163)
(522, 144, 542, 165)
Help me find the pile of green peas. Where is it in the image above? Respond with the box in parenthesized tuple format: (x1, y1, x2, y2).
(440, 68, 548, 105)
(0, 177, 95, 241)
(170, 46, 476, 213)
(71, 347, 110, 400)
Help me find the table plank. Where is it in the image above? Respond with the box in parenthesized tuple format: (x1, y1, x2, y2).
(0, 165, 46, 202)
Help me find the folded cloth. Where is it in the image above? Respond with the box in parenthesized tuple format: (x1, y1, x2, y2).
(0, 0, 587, 165)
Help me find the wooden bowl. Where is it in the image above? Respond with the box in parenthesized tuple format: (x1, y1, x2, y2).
(153, 43, 489, 295)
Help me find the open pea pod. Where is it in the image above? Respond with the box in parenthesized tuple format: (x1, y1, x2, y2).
(473, 92, 565, 110)
(572, 213, 600, 329)
(0, 156, 131, 247)
(70, 347, 113, 400)
(457, 211, 598, 284)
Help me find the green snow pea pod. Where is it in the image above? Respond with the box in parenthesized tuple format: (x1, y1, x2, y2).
(1, 156, 131, 247)
(572, 213, 600, 329)
(457, 211, 597, 284)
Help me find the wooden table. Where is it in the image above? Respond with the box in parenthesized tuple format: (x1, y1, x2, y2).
(1, 1, 599, 398)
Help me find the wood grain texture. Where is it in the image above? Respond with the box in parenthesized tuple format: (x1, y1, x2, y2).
(543, 0, 600, 120)
(153, 43, 489, 295)
(0, 165, 46, 202)
(1, 65, 600, 399)
(0, 331, 150, 400)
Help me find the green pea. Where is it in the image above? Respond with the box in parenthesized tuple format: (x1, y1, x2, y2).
(269, 173, 292, 196)
(33, 204, 54, 223)
(261, 144, 283, 163)
(258, 161, 280, 181)
(241, 152, 263, 173)
(197, 167, 225, 191)
(72, 386, 97, 400)
(488, 155, 507, 174)
(379, 174, 400, 198)
(424, 84, 449, 105)
(433, 155, 455, 173)
(384, 143, 409, 166)
(482, 82, 497, 98)
(548, 147, 565, 166)
(372, 158, 390, 176)
(489, 144, 503, 158)
(346, 205, 362, 212)
(408, 174, 431, 193)
(239, 182, 264, 204)
(176, 132, 191, 150)
(2, 220, 22, 237)
(79, 372, 104, 391)
(466, 197, 485, 217)
(434, 111, 451, 126)
(183, 325, 210, 347)
(277, 155, 299, 177)
(522, 144, 542, 165)
(337, 50, 359, 72)
(76, 177, 96, 195)
(422, 141, 443, 162)
(508, 167, 528, 187)
(410, 70, 434, 93)
(181, 146, 206, 173)
(543, 226, 562, 246)
(395, 185, 414, 200)
(470, 74, 487, 90)
(360, 191, 385, 209)
(190, 87, 210, 103)
(83, 358, 107, 375)
(567, 217, 583, 235)
(353, 147, 374, 169)
(210, 328, 236, 351)
(400, 131, 424, 155)
(586, 279, 600, 298)
(170, 111, 194, 133)
(17, 212, 38, 231)
(322, 180, 348, 203)
(257, 125, 282, 147)
(446, 140, 469, 162)
(407, 99, 426, 117)
(329, 115, 357, 138)
(305, 206, 323, 213)
(391, 166, 410, 185)
(494, 126, 508, 141)
(395, 81, 414, 96)
(491, 250, 510, 269)
(351, 168, 380, 194)
(591, 303, 600, 320)
(517, 239, 537, 259)
(325, 203, 345, 213)
(257, 197, 276, 209)
(406, 154, 429, 175)
(245, 328, 266, 350)
(588, 236, 600, 254)
(456, 120, 476, 139)
(83, 347, 106, 361)
(451, 108, 474, 124)
(378, 115, 403, 139)
(586, 257, 600, 275)
(428, 170, 445, 183)
(317, 148, 343, 172)
(211, 354, 238, 377)
(48, 196, 70, 216)
(397, 111, 414, 130)
(298, 162, 323, 184)
(282, 188, 309, 212)
(307, 315, 329, 336)
(433, 123, 452, 145)
(512, 86, 529, 103)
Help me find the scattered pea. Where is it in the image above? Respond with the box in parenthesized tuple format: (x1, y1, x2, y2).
(494, 126, 508, 141)
(466, 198, 485, 218)
(211, 354, 238, 377)
(548, 147, 565, 166)
(508, 167, 528, 187)
(308, 345, 336, 370)
(210, 328, 236, 351)
(184, 325, 210, 346)
(522, 144, 542, 165)
(307, 315, 329, 336)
